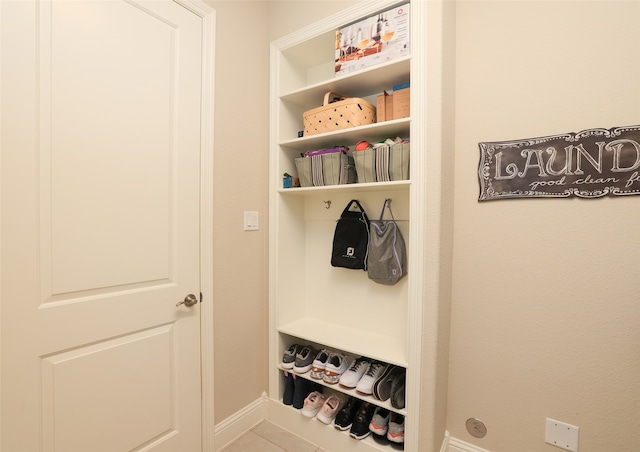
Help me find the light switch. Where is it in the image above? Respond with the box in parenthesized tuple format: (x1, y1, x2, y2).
(244, 211, 259, 231)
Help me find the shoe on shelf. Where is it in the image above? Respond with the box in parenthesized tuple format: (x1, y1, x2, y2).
(387, 413, 405, 443)
(338, 356, 370, 389)
(292, 377, 314, 409)
(323, 353, 350, 384)
(333, 397, 360, 431)
(349, 402, 377, 440)
(282, 372, 294, 406)
(301, 391, 326, 418)
(390, 370, 406, 409)
(369, 406, 391, 436)
(372, 365, 403, 401)
(282, 344, 300, 369)
(316, 394, 346, 425)
(309, 349, 330, 380)
(293, 345, 317, 374)
(355, 360, 388, 395)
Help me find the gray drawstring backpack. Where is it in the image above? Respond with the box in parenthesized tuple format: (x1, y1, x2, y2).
(367, 199, 407, 285)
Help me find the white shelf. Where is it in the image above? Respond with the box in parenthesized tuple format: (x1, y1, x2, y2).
(277, 365, 407, 416)
(279, 57, 411, 108)
(278, 317, 408, 367)
(279, 118, 411, 151)
(278, 180, 410, 195)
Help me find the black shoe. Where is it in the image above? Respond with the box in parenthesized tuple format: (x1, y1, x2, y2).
(372, 365, 402, 401)
(292, 377, 312, 409)
(349, 402, 377, 440)
(333, 397, 360, 431)
(282, 372, 294, 406)
(390, 371, 406, 409)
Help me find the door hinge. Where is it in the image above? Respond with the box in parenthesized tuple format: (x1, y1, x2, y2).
(200, 292, 203, 303)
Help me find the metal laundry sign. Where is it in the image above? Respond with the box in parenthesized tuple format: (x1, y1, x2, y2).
(478, 125, 640, 201)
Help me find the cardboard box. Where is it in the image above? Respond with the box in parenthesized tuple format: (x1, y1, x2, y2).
(336, 3, 410, 77)
(393, 87, 410, 120)
(376, 91, 393, 122)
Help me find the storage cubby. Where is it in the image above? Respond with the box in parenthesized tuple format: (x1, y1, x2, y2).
(276, 190, 410, 365)
(277, 335, 407, 416)
(269, 1, 436, 450)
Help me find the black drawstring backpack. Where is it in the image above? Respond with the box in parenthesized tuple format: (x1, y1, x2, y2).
(330, 199, 370, 270)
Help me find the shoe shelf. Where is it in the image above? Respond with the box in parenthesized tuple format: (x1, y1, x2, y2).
(270, 401, 402, 452)
(277, 319, 408, 368)
(277, 365, 407, 416)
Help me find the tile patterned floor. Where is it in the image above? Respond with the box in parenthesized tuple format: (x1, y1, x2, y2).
(220, 421, 327, 452)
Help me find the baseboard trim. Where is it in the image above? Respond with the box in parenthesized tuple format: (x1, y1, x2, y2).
(213, 392, 268, 451)
(213, 402, 493, 452)
(440, 430, 451, 452)
(445, 432, 492, 452)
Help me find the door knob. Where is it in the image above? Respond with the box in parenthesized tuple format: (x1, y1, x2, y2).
(176, 293, 198, 307)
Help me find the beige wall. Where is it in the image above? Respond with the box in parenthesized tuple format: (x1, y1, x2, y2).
(450, 1, 640, 451)
(205, 0, 360, 424)
(207, 2, 640, 450)
(267, 0, 361, 40)
(206, 0, 270, 423)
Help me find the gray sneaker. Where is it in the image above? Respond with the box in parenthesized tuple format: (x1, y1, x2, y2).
(387, 413, 405, 443)
(368, 406, 391, 436)
(372, 365, 402, 401)
(281, 344, 300, 369)
(293, 345, 317, 373)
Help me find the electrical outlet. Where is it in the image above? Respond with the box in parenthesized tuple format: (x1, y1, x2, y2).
(545, 418, 579, 452)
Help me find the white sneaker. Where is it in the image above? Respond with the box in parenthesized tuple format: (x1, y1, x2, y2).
(301, 391, 326, 418)
(315, 394, 346, 424)
(355, 361, 388, 395)
(309, 349, 330, 380)
(322, 353, 350, 384)
(338, 357, 370, 388)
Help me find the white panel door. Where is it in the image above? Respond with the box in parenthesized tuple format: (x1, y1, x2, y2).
(1, 1, 205, 451)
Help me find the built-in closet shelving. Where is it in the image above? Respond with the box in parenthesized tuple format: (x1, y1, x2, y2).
(268, 1, 446, 451)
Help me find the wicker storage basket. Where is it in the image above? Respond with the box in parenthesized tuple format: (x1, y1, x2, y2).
(303, 92, 376, 136)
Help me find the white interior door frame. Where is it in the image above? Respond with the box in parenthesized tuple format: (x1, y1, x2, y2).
(176, 1, 216, 451)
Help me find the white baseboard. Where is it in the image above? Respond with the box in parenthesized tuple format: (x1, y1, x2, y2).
(443, 431, 492, 452)
(213, 392, 269, 451)
(441, 431, 451, 452)
(214, 403, 493, 452)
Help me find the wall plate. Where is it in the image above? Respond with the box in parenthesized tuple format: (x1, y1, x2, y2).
(545, 418, 579, 452)
(243, 211, 259, 231)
